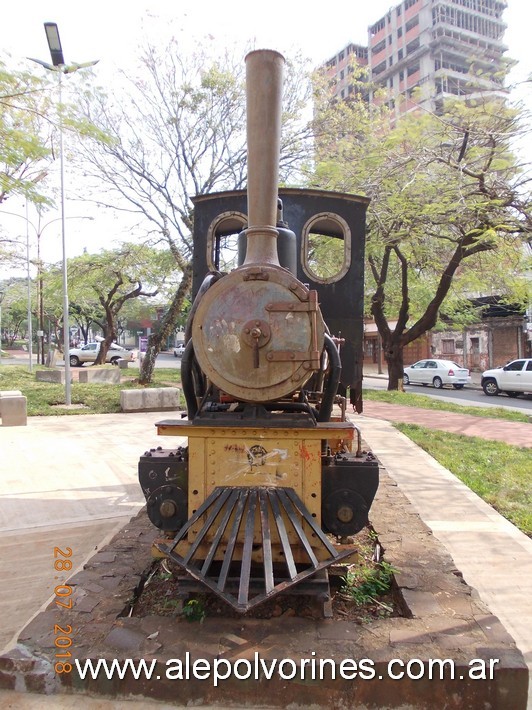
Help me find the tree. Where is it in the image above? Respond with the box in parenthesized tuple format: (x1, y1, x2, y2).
(312, 69, 532, 389)
(72, 40, 313, 383)
(0, 277, 34, 346)
(46, 244, 171, 362)
(0, 59, 55, 270)
(0, 60, 52, 205)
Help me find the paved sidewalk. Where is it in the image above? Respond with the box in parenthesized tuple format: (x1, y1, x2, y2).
(357, 413, 532, 709)
(0, 412, 175, 653)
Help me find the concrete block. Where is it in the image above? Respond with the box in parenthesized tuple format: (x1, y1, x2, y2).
(0, 394, 27, 426)
(78, 367, 121, 384)
(117, 359, 129, 370)
(36, 369, 66, 384)
(120, 387, 181, 412)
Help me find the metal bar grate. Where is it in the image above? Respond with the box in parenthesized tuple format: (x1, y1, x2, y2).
(156, 486, 356, 612)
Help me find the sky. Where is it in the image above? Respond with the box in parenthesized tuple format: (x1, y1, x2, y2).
(1, 0, 531, 268)
(1, 0, 529, 79)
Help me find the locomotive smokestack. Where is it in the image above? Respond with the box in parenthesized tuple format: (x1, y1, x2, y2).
(244, 49, 285, 266)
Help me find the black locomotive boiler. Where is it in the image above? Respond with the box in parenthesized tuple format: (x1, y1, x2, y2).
(139, 49, 379, 614)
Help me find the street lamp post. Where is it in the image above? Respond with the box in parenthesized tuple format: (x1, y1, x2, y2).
(0, 289, 5, 366)
(29, 23, 98, 405)
(25, 202, 33, 372)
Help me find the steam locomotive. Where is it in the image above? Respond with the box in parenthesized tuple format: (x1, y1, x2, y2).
(138, 50, 379, 614)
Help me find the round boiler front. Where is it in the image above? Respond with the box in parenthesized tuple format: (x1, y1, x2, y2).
(192, 264, 325, 402)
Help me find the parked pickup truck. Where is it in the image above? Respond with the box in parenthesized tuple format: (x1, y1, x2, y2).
(69, 342, 137, 367)
(481, 358, 532, 397)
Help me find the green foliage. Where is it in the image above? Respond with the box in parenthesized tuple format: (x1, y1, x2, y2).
(310, 78, 531, 375)
(0, 61, 52, 204)
(306, 232, 346, 280)
(162, 599, 182, 612)
(40, 243, 175, 351)
(182, 598, 206, 623)
(66, 243, 171, 297)
(0, 277, 36, 344)
(341, 560, 396, 608)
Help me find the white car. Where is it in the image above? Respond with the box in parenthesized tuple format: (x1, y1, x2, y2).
(481, 358, 532, 397)
(69, 342, 137, 367)
(403, 359, 471, 389)
(173, 343, 186, 358)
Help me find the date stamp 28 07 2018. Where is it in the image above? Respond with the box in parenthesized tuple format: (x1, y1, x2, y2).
(52, 546, 74, 675)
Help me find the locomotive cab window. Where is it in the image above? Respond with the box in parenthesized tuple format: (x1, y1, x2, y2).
(206, 211, 247, 272)
(301, 213, 351, 284)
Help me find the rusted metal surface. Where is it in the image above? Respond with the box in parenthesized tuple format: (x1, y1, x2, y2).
(244, 50, 285, 266)
(191, 265, 325, 402)
(156, 486, 357, 612)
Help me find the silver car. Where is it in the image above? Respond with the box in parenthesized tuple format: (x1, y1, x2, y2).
(69, 342, 137, 367)
(403, 359, 471, 389)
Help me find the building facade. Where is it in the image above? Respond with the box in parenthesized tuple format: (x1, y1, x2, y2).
(324, 0, 508, 116)
(364, 303, 530, 374)
(324, 43, 368, 101)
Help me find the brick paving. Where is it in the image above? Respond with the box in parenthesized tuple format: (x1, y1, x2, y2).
(362, 401, 532, 448)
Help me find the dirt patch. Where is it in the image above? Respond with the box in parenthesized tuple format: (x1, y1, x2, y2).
(51, 403, 89, 410)
(130, 527, 402, 624)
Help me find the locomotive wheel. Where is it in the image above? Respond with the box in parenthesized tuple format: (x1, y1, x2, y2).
(146, 485, 188, 531)
(322, 488, 369, 537)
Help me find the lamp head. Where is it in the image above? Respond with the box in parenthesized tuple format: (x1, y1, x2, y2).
(44, 22, 65, 66)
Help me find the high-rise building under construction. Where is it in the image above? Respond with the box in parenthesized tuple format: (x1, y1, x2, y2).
(324, 0, 508, 115)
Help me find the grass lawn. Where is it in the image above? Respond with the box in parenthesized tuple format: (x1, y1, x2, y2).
(396, 423, 532, 537)
(2, 364, 528, 423)
(0, 365, 183, 416)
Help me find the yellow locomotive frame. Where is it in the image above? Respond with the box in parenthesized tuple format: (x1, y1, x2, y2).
(156, 419, 355, 566)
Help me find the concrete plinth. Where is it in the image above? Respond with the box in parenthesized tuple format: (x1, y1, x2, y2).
(120, 387, 181, 412)
(0, 391, 27, 426)
(36, 370, 66, 384)
(1, 471, 527, 708)
(78, 367, 121, 384)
